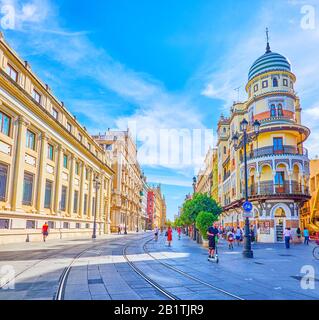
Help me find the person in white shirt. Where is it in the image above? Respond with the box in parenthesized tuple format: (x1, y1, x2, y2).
(284, 228, 292, 249)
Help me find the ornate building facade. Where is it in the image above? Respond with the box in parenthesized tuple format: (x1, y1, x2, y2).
(147, 185, 166, 229)
(195, 147, 218, 202)
(195, 147, 214, 195)
(301, 159, 319, 233)
(93, 130, 144, 233)
(218, 41, 311, 242)
(0, 33, 113, 244)
(140, 175, 150, 231)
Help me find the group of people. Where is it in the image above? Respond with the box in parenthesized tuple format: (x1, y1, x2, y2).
(154, 225, 183, 247)
(284, 227, 311, 249)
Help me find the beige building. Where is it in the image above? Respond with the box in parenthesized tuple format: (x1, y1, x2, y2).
(0, 33, 113, 244)
(140, 176, 150, 231)
(150, 185, 166, 229)
(195, 147, 216, 195)
(93, 130, 144, 233)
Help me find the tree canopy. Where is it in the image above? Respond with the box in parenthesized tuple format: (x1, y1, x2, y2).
(175, 193, 222, 226)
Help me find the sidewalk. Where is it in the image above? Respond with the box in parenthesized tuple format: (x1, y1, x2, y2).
(0, 231, 146, 253)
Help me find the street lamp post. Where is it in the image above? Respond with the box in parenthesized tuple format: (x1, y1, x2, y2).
(232, 119, 261, 259)
(92, 175, 101, 240)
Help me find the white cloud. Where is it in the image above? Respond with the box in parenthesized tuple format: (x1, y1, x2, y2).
(1, 0, 213, 174)
(198, 1, 319, 157)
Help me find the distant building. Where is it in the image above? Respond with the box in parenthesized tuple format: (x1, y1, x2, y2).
(195, 147, 214, 195)
(93, 130, 144, 233)
(147, 185, 166, 229)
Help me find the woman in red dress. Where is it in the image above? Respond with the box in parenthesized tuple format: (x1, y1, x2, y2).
(167, 226, 173, 247)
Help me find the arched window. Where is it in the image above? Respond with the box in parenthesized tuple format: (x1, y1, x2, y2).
(277, 104, 283, 116)
(273, 78, 278, 87)
(270, 104, 276, 117)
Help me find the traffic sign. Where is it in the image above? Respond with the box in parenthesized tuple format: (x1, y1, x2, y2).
(243, 201, 253, 212)
(243, 211, 253, 219)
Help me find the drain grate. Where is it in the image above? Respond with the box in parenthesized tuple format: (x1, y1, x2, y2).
(279, 254, 294, 257)
(88, 278, 104, 285)
(254, 262, 264, 265)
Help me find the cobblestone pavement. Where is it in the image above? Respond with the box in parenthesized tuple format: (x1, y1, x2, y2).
(0, 232, 318, 300)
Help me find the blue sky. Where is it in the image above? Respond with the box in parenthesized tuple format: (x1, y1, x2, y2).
(1, 0, 319, 220)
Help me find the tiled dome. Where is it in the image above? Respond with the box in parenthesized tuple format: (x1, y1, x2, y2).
(248, 48, 291, 81)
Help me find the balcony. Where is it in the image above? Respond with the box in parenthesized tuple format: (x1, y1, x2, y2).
(240, 145, 308, 162)
(247, 181, 310, 199)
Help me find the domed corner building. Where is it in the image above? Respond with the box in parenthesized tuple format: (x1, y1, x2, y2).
(217, 40, 311, 243)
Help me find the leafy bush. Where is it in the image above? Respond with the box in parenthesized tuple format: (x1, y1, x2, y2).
(196, 211, 218, 240)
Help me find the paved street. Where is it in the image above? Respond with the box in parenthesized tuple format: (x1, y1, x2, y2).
(0, 232, 318, 300)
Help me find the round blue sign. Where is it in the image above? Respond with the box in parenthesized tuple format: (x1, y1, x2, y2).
(243, 201, 253, 212)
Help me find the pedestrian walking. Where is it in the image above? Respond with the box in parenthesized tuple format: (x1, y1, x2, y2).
(254, 224, 258, 243)
(154, 226, 159, 242)
(227, 230, 235, 250)
(250, 226, 255, 244)
(177, 226, 182, 240)
(303, 227, 310, 245)
(284, 228, 292, 249)
(42, 222, 49, 242)
(118, 225, 121, 235)
(167, 226, 173, 247)
(296, 227, 302, 243)
(235, 227, 242, 246)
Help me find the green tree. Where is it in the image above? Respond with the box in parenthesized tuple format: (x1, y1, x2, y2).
(196, 211, 219, 240)
(181, 193, 222, 225)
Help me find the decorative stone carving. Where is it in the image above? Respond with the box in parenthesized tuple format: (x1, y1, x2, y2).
(0, 141, 11, 155)
(46, 164, 54, 174)
(25, 154, 36, 166)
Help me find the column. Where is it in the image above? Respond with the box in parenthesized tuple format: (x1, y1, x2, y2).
(87, 168, 93, 220)
(78, 162, 85, 218)
(95, 174, 101, 234)
(99, 175, 104, 221)
(106, 178, 112, 234)
(54, 145, 63, 215)
(301, 174, 305, 193)
(67, 155, 75, 217)
(272, 172, 276, 194)
(288, 171, 293, 194)
(35, 132, 48, 213)
(11, 116, 29, 212)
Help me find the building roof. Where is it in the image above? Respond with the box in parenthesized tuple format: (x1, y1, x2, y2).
(248, 47, 291, 81)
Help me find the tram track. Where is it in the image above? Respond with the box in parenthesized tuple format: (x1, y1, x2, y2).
(124, 236, 245, 301)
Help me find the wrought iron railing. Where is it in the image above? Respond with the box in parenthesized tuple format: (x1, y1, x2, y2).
(240, 145, 308, 162)
(246, 181, 309, 197)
